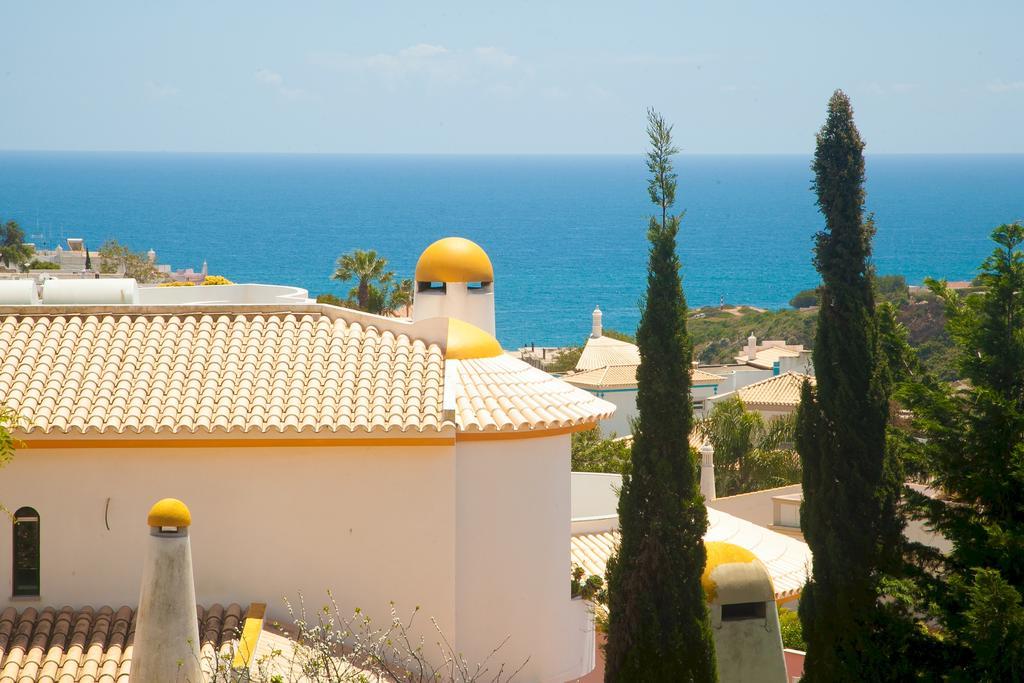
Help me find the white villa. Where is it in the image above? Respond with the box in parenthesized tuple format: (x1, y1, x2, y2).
(0, 237, 614, 682)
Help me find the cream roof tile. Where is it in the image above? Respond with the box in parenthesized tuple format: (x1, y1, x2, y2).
(712, 371, 814, 409)
(565, 365, 724, 390)
(450, 355, 615, 432)
(0, 310, 445, 436)
(0, 306, 612, 438)
(564, 365, 637, 389)
(574, 336, 640, 372)
(571, 507, 811, 601)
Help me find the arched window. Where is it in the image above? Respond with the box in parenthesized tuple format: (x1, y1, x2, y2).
(13, 507, 39, 597)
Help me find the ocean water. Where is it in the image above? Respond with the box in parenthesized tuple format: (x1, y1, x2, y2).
(0, 152, 1021, 347)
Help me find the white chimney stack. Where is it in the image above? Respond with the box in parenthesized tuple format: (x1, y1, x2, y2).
(746, 333, 757, 361)
(131, 498, 202, 683)
(699, 442, 716, 502)
(591, 306, 603, 339)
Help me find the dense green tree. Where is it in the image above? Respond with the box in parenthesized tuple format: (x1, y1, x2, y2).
(795, 91, 909, 681)
(789, 287, 820, 309)
(571, 427, 631, 474)
(84, 243, 92, 271)
(332, 249, 393, 311)
(0, 220, 33, 270)
(698, 397, 800, 496)
(900, 223, 1024, 680)
(604, 109, 715, 682)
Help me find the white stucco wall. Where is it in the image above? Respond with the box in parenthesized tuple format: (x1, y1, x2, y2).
(0, 444, 458, 642)
(456, 435, 594, 682)
(0, 435, 594, 683)
(589, 390, 635, 437)
(136, 283, 312, 306)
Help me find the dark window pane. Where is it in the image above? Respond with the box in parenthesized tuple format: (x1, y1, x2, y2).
(13, 507, 39, 597)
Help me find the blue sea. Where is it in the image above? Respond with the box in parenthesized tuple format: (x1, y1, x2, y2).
(0, 152, 1021, 347)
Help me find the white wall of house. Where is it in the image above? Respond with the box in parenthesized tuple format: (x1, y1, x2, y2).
(137, 283, 311, 306)
(0, 436, 593, 682)
(456, 435, 594, 683)
(590, 390, 636, 437)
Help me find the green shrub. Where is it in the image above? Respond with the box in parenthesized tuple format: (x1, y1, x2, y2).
(26, 259, 59, 270)
(779, 606, 806, 650)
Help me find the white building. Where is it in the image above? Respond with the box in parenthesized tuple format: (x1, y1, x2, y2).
(704, 371, 815, 421)
(0, 237, 613, 682)
(564, 308, 729, 433)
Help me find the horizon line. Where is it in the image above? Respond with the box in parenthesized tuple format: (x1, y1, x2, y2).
(2, 149, 1023, 157)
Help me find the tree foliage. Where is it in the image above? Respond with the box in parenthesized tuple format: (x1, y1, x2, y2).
(571, 427, 631, 474)
(0, 219, 33, 270)
(698, 397, 800, 496)
(604, 109, 715, 682)
(97, 240, 163, 283)
(795, 91, 911, 681)
(899, 223, 1024, 680)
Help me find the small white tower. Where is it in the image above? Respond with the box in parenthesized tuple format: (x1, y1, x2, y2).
(201, 260, 208, 277)
(412, 237, 496, 336)
(699, 442, 716, 501)
(746, 333, 758, 361)
(591, 306, 603, 339)
(146, 248, 156, 264)
(702, 542, 788, 683)
(131, 498, 202, 683)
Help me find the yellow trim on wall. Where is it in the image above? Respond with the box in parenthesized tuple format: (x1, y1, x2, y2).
(18, 422, 598, 449)
(232, 602, 267, 670)
(20, 437, 457, 449)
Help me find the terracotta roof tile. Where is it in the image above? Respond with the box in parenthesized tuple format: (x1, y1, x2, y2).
(0, 604, 249, 682)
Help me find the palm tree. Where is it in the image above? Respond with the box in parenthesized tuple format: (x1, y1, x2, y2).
(698, 396, 801, 496)
(332, 250, 393, 311)
(388, 278, 414, 317)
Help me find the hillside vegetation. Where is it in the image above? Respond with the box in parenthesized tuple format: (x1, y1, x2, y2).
(549, 276, 959, 380)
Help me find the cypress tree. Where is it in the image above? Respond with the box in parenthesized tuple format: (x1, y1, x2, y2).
(604, 109, 716, 682)
(796, 90, 905, 681)
(901, 223, 1024, 679)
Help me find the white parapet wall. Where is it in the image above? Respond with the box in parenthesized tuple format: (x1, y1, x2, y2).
(137, 283, 312, 306)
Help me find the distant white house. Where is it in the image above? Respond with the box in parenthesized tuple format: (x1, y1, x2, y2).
(704, 371, 815, 421)
(563, 308, 730, 434)
(735, 334, 814, 375)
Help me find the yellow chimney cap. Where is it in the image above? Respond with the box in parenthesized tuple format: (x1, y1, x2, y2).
(415, 237, 494, 283)
(147, 498, 192, 528)
(701, 541, 758, 602)
(445, 318, 503, 360)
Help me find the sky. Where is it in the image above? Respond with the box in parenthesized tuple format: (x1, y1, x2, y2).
(2, 1, 1022, 154)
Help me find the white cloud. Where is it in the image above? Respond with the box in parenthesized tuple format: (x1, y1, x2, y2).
(255, 68, 284, 87)
(145, 81, 179, 99)
(988, 79, 1024, 93)
(310, 43, 521, 88)
(398, 43, 449, 59)
(255, 68, 305, 99)
(474, 46, 519, 67)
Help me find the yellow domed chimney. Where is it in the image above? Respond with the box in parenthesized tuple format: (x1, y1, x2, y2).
(131, 498, 202, 683)
(413, 237, 496, 336)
